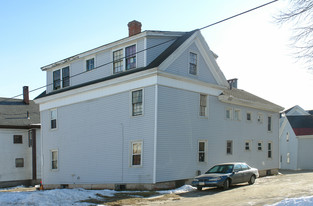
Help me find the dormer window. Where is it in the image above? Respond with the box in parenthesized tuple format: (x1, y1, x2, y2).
(113, 49, 124, 74)
(53, 67, 70, 90)
(86, 58, 95, 71)
(126, 45, 136, 70)
(53, 70, 61, 90)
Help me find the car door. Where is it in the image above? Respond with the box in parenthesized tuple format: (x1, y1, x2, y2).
(241, 164, 251, 182)
(232, 164, 243, 184)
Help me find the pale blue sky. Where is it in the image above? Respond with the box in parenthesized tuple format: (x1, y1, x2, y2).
(1, 0, 312, 110)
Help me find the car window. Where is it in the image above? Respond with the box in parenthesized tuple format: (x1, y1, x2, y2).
(206, 165, 234, 174)
(241, 164, 250, 170)
(234, 164, 242, 172)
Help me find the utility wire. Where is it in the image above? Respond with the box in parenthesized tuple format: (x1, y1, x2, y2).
(0, 0, 278, 105)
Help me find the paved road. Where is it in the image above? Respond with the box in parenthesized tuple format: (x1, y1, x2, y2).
(150, 170, 313, 206)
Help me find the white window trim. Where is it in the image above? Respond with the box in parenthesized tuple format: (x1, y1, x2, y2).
(246, 111, 252, 122)
(130, 140, 143, 167)
(130, 88, 144, 117)
(112, 48, 124, 74)
(225, 107, 233, 120)
(50, 108, 57, 130)
(267, 141, 273, 159)
(267, 115, 273, 132)
(198, 140, 207, 163)
(125, 44, 137, 70)
(188, 51, 198, 76)
(50, 149, 59, 171)
(52, 65, 70, 90)
(234, 108, 242, 121)
(199, 94, 208, 118)
(257, 141, 263, 151)
(85, 55, 96, 71)
(245, 140, 251, 151)
(226, 140, 233, 155)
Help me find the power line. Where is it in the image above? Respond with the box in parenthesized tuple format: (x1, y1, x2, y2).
(0, 0, 278, 104)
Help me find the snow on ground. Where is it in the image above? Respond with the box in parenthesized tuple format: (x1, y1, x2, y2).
(1, 185, 312, 206)
(268, 196, 313, 206)
(0, 185, 195, 206)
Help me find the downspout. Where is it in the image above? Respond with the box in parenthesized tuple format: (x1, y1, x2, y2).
(153, 84, 158, 184)
(31, 128, 37, 181)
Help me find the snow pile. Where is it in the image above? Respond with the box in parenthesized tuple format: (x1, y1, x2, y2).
(0, 188, 115, 206)
(159, 185, 196, 194)
(0, 185, 195, 206)
(269, 196, 313, 206)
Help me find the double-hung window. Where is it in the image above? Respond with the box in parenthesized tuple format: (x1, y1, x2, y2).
(131, 141, 142, 166)
(198, 141, 206, 162)
(113, 49, 123, 74)
(50, 109, 57, 129)
(234, 109, 241, 121)
(86, 58, 95, 71)
(246, 112, 252, 121)
(53, 67, 70, 90)
(267, 116, 272, 132)
(257, 142, 262, 151)
(53, 70, 61, 90)
(245, 141, 250, 151)
(132, 90, 143, 116)
(51, 150, 58, 170)
(199, 94, 207, 117)
(189, 52, 197, 75)
(62, 66, 70, 88)
(227, 140, 233, 155)
(126, 45, 136, 70)
(226, 108, 232, 120)
(268, 142, 272, 158)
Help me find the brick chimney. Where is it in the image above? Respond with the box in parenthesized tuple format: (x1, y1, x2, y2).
(23, 86, 29, 104)
(128, 20, 142, 37)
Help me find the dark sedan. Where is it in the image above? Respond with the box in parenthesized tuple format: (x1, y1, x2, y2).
(191, 162, 259, 190)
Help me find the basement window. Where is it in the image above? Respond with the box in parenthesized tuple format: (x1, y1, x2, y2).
(15, 158, 24, 168)
(13, 135, 23, 144)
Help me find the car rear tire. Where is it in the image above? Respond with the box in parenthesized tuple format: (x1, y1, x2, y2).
(222, 179, 230, 190)
(249, 175, 256, 185)
(197, 186, 202, 191)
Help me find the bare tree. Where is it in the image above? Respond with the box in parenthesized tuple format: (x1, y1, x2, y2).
(276, 1, 313, 69)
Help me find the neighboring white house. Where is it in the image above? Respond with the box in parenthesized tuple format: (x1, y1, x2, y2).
(0, 87, 41, 188)
(279, 105, 313, 170)
(35, 21, 284, 190)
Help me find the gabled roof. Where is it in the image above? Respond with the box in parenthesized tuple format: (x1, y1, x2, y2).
(284, 105, 310, 116)
(36, 30, 198, 100)
(0, 98, 40, 129)
(218, 88, 284, 112)
(287, 115, 313, 136)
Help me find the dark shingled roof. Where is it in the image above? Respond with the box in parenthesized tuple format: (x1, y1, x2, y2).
(35, 30, 198, 100)
(287, 115, 313, 136)
(0, 98, 40, 129)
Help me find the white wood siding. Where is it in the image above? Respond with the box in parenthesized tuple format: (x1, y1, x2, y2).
(156, 86, 279, 182)
(0, 129, 32, 182)
(40, 86, 156, 184)
(163, 42, 218, 85)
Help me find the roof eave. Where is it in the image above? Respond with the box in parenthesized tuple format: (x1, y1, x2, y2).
(218, 95, 284, 113)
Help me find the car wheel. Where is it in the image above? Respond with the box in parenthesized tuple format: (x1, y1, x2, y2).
(197, 186, 202, 191)
(249, 175, 256, 185)
(222, 179, 230, 190)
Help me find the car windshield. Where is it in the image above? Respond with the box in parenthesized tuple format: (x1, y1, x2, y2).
(205, 164, 234, 174)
